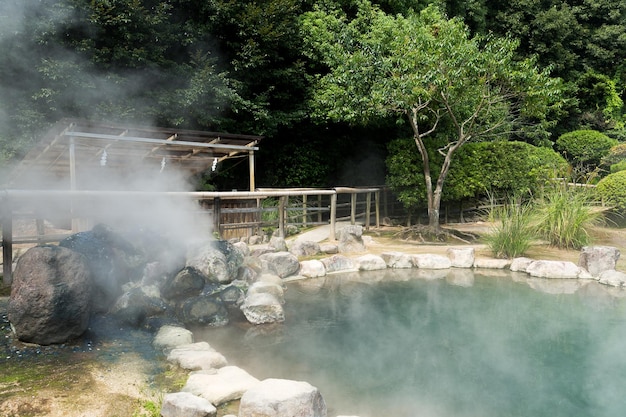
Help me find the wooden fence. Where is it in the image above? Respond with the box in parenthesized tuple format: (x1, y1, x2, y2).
(1, 187, 383, 285)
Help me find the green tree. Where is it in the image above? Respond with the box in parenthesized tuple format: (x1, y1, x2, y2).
(302, 2, 561, 230)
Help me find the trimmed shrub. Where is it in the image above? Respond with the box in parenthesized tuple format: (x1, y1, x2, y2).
(610, 160, 626, 174)
(596, 170, 626, 212)
(556, 130, 618, 167)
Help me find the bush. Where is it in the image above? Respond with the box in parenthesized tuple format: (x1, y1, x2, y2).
(485, 198, 535, 259)
(596, 170, 626, 212)
(610, 160, 626, 174)
(556, 130, 618, 167)
(601, 143, 626, 167)
(534, 185, 601, 249)
(446, 141, 568, 200)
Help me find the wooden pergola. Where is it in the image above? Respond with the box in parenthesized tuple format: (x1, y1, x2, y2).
(7, 119, 263, 191)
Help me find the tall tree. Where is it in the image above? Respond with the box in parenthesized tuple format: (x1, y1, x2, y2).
(302, 2, 562, 230)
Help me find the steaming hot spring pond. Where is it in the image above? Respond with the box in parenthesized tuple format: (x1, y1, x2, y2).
(193, 269, 626, 417)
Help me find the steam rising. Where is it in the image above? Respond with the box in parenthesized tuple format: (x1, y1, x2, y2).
(1, 1, 218, 244)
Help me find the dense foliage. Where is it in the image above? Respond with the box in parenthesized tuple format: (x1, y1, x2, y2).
(386, 139, 568, 215)
(302, 3, 560, 228)
(596, 170, 626, 212)
(1, 0, 626, 218)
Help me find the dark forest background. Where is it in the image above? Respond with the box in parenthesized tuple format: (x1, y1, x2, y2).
(1, 0, 625, 192)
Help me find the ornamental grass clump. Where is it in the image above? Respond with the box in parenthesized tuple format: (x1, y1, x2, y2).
(534, 185, 602, 250)
(485, 198, 535, 259)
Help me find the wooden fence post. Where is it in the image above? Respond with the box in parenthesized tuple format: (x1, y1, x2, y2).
(330, 193, 337, 241)
(375, 189, 380, 228)
(365, 192, 371, 229)
(213, 197, 221, 239)
(278, 196, 287, 237)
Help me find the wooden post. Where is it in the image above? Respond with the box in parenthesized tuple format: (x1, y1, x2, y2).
(302, 194, 307, 227)
(375, 190, 380, 228)
(317, 195, 322, 223)
(365, 192, 371, 230)
(350, 192, 356, 225)
(213, 197, 222, 239)
(248, 150, 256, 192)
(329, 193, 337, 241)
(278, 196, 286, 237)
(2, 211, 12, 286)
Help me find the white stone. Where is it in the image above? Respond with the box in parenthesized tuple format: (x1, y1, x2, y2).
(446, 247, 475, 268)
(381, 252, 413, 269)
(241, 292, 285, 324)
(412, 254, 452, 269)
(473, 258, 510, 269)
(526, 260, 584, 279)
(319, 243, 339, 254)
(161, 392, 217, 417)
(239, 378, 327, 417)
(321, 255, 357, 273)
(510, 257, 534, 272)
(167, 342, 228, 371)
(290, 240, 321, 257)
(182, 366, 260, 406)
(299, 259, 327, 278)
(356, 254, 388, 271)
(579, 246, 621, 277)
(598, 270, 626, 287)
(153, 325, 193, 352)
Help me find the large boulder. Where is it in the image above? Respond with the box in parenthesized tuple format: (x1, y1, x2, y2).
(109, 284, 169, 327)
(8, 245, 92, 345)
(186, 240, 244, 284)
(182, 366, 260, 406)
(446, 247, 475, 268)
(289, 240, 321, 257)
(161, 392, 217, 417)
(259, 252, 300, 278)
(579, 246, 620, 277)
(338, 225, 366, 253)
(59, 224, 143, 312)
(177, 294, 229, 326)
(239, 378, 327, 417)
(412, 254, 452, 269)
(380, 252, 413, 269)
(356, 254, 387, 271)
(320, 255, 357, 274)
(526, 260, 590, 279)
(598, 270, 626, 287)
(299, 260, 327, 278)
(161, 267, 207, 300)
(153, 325, 194, 351)
(241, 293, 285, 324)
(167, 342, 228, 371)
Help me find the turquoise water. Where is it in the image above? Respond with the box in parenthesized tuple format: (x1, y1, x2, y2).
(195, 269, 626, 417)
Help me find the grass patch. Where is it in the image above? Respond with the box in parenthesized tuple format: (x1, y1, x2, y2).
(484, 198, 535, 259)
(534, 185, 602, 249)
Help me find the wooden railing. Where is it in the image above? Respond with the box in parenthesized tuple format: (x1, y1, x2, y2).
(1, 187, 382, 284)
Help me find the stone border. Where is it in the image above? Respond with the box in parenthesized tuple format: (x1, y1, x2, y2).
(157, 243, 623, 417)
